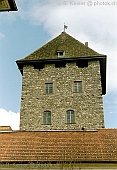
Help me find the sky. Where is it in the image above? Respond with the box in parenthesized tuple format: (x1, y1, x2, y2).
(0, 0, 117, 130)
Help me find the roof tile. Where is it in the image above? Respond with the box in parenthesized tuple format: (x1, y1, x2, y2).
(0, 129, 117, 162)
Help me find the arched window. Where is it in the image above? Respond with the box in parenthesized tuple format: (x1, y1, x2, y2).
(66, 110, 75, 124)
(43, 111, 51, 124)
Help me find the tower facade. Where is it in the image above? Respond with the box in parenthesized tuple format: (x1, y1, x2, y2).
(16, 32, 106, 130)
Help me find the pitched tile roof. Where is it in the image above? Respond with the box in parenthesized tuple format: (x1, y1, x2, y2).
(0, 0, 18, 12)
(0, 126, 12, 131)
(18, 32, 104, 61)
(0, 129, 117, 163)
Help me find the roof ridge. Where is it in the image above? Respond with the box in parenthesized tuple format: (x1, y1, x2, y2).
(1, 128, 117, 134)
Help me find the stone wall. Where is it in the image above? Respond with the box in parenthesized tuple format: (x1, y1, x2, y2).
(20, 60, 104, 130)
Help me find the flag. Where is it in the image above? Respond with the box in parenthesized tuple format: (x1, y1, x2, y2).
(64, 24, 68, 32)
(64, 25, 68, 29)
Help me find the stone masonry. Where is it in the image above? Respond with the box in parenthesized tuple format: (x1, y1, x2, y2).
(20, 60, 104, 130)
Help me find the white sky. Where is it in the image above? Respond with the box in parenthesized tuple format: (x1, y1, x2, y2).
(0, 0, 117, 129)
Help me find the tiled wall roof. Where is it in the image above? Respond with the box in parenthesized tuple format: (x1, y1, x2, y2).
(19, 32, 104, 61)
(0, 126, 12, 131)
(0, 129, 117, 163)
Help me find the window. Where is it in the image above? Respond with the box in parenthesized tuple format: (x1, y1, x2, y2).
(43, 111, 51, 124)
(45, 83, 53, 94)
(74, 81, 82, 93)
(57, 50, 65, 57)
(66, 110, 75, 124)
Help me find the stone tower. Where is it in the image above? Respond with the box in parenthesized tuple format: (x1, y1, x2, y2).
(16, 32, 106, 130)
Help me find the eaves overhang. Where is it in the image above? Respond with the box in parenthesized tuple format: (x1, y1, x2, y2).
(16, 55, 107, 95)
(0, 160, 117, 164)
(0, 0, 18, 12)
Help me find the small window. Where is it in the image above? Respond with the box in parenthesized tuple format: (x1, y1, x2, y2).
(45, 83, 53, 94)
(43, 111, 51, 124)
(57, 50, 65, 57)
(66, 110, 75, 124)
(74, 81, 82, 93)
